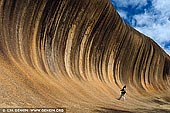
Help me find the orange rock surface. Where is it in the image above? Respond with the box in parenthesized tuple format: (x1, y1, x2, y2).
(0, 0, 170, 112)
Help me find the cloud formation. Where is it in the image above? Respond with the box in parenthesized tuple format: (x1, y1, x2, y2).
(111, 0, 170, 54)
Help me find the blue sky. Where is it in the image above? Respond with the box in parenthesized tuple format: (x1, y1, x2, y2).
(110, 0, 170, 54)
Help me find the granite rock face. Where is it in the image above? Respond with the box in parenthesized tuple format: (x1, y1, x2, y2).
(0, 0, 170, 112)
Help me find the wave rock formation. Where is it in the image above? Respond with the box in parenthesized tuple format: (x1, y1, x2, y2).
(0, 0, 170, 112)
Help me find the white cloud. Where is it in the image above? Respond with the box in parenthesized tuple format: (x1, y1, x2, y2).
(117, 10, 128, 20)
(132, 0, 170, 54)
(135, 23, 170, 53)
(112, 0, 147, 9)
(152, 0, 170, 12)
(112, 0, 170, 54)
(134, 21, 170, 54)
(133, 12, 154, 27)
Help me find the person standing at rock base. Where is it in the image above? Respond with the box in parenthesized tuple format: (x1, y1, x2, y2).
(118, 85, 126, 100)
